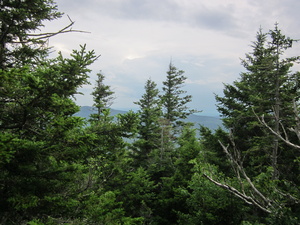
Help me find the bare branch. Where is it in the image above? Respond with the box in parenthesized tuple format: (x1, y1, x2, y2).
(219, 139, 273, 206)
(254, 111, 300, 150)
(202, 173, 272, 213)
(204, 105, 300, 215)
(22, 15, 90, 43)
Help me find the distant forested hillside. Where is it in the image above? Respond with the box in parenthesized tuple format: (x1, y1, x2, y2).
(75, 106, 223, 131)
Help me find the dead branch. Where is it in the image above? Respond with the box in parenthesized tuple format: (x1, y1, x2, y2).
(254, 110, 300, 150)
(203, 101, 300, 215)
(14, 15, 90, 44)
(202, 173, 272, 213)
(218, 139, 273, 207)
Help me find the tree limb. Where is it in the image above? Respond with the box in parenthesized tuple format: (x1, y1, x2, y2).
(14, 15, 90, 44)
(254, 109, 300, 150)
(219, 139, 273, 207)
(202, 173, 272, 213)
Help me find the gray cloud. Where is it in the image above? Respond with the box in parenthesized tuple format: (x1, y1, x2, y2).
(192, 6, 237, 30)
(49, 0, 300, 116)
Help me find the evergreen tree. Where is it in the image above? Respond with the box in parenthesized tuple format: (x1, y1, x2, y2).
(132, 78, 162, 167)
(216, 25, 300, 179)
(89, 72, 115, 122)
(0, 1, 106, 223)
(0, 44, 99, 224)
(160, 62, 196, 133)
(204, 25, 300, 223)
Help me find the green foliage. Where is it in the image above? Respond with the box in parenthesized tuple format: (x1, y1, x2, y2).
(117, 168, 156, 223)
(161, 62, 196, 131)
(216, 25, 300, 177)
(132, 78, 162, 167)
(0, 44, 96, 138)
(116, 110, 139, 138)
(81, 190, 144, 224)
(0, 0, 62, 68)
(211, 25, 300, 224)
(2, 2, 299, 224)
(180, 173, 245, 225)
(199, 126, 234, 177)
(174, 126, 202, 184)
(130, 69, 200, 224)
(180, 155, 255, 225)
(89, 72, 115, 122)
(0, 37, 99, 224)
(0, 133, 17, 165)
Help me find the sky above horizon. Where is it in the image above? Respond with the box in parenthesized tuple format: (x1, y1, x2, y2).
(44, 0, 300, 116)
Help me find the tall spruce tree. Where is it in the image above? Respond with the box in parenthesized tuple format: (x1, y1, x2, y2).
(203, 25, 300, 223)
(160, 62, 196, 132)
(89, 72, 115, 122)
(132, 78, 162, 167)
(216, 25, 300, 179)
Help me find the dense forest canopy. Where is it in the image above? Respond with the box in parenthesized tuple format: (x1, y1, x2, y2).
(0, 1, 299, 224)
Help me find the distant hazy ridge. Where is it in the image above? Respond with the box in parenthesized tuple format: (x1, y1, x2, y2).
(76, 106, 223, 131)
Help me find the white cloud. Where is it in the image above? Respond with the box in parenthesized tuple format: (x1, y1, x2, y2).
(45, 0, 300, 116)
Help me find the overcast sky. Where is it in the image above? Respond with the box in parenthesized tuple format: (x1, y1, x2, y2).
(44, 0, 300, 116)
